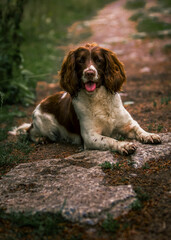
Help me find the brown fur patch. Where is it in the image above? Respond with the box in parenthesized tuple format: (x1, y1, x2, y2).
(40, 92, 81, 135)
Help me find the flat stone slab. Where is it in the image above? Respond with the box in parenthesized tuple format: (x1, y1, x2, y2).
(131, 133, 171, 168)
(0, 133, 170, 225)
(0, 151, 135, 225)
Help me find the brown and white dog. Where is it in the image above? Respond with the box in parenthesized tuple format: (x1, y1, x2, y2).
(10, 43, 161, 155)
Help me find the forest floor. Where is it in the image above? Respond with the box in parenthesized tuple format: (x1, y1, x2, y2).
(0, 0, 171, 239)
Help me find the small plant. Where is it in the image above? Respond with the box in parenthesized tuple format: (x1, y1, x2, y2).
(102, 214, 119, 233)
(153, 100, 157, 107)
(157, 124, 163, 133)
(161, 96, 171, 105)
(100, 161, 112, 169)
(142, 162, 150, 169)
(131, 199, 142, 210)
(147, 124, 153, 131)
(135, 187, 150, 202)
(112, 161, 122, 170)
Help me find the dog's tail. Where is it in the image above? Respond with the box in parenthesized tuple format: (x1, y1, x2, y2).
(8, 123, 32, 136)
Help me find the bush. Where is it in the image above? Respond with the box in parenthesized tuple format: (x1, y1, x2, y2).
(0, 0, 35, 105)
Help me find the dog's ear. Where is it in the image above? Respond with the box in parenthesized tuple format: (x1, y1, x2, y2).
(59, 50, 79, 97)
(103, 49, 126, 93)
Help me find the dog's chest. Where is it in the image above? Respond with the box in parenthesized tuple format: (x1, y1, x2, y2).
(73, 89, 121, 135)
(92, 100, 116, 135)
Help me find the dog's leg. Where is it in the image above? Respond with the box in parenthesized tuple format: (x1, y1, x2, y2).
(82, 131, 137, 155)
(119, 119, 161, 144)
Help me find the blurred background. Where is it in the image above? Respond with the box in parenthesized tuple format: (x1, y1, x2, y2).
(0, 0, 114, 106)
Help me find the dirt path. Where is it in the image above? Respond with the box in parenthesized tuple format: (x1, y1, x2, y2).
(1, 0, 171, 239)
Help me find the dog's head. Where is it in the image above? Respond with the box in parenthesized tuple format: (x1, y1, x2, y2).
(60, 43, 126, 97)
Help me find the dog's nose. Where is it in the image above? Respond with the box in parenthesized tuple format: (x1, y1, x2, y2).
(85, 70, 95, 78)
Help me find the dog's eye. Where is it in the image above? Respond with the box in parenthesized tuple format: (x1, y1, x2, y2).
(78, 57, 85, 64)
(95, 57, 102, 64)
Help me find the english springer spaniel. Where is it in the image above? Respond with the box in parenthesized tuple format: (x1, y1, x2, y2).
(10, 43, 161, 155)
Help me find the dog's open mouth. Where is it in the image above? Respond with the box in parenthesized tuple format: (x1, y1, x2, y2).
(85, 81, 96, 92)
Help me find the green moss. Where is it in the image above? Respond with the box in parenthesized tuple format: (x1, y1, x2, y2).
(125, 0, 146, 10)
(102, 214, 119, 233)
(137, 16, 171, 34)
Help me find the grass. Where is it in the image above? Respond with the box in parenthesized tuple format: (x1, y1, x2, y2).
(125, 0, 146, 10)
(100, 161, 113, 169)
(137, 16, 171, 34)
(158, 0, 171, 8)
(131, 199, 142, 210)
(161, 96, 171, 105)
(102, 214, 120, 233)
(0, 134, 33, 168)
(129, 11, 145, 21)
(128, 0, 171, 38)
(0, 210, 66, 239)
(142, 162, 150, 169)
(131, 187, 150, 210)
(100, 161, 122, 170)
(157, 124, 163, 133)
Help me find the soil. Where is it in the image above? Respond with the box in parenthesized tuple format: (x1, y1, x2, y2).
(0, 0, 171, 239)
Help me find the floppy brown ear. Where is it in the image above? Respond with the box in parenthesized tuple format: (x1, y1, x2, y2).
(103, 49, 126, 93)
(59, 50, 79, 96)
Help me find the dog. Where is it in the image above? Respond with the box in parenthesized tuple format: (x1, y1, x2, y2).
(9, 43, 161, 155)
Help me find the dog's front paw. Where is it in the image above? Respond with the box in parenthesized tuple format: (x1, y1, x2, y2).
(139, 133, 161, 144)
(118, 142, 137, 155)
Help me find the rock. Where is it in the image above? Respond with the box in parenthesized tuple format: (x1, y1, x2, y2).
(0, 151, 135, 225)
(0, 133, 170, 224)
(131, 133, 171, 168)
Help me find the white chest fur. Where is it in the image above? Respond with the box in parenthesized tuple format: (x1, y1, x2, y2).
(73, 86, 125, 136)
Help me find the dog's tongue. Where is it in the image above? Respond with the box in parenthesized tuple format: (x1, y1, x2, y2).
(85, 82, 96, 92)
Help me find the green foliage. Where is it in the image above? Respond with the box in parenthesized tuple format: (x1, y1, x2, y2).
(129, 11, 145, 21)
(112, 161, 122, 169)
(100, 161, 113, 169)
(142, 162, 150, 169)
(0, 134, 32, 167)
(157, 124, 163, 133)
(125, 0, 146, 10)
(135, 187, 150, 202)
(161, 95, 171, 105)
(131, 199, 142, 210)
(100, 161, 122, 170)
(128, 0, 171, 39)
(158, 0, 171, 8)
(0, 210, 65, 238)
(137, 16, 171, 34)
(153, 100, 157, 107)
(131, 187, 149, 211)
(102, 214, 119, 233)
(0, 0, 36, 105)
(0, 0, 115, 105)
